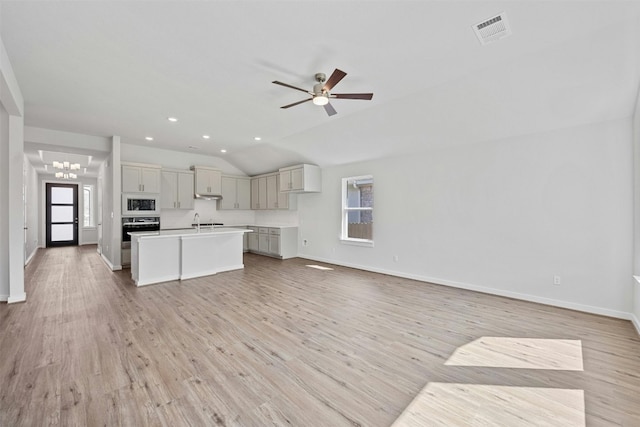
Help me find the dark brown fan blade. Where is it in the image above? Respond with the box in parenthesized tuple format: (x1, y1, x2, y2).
(273, 81, 312, 94)
(324, 102, 337, 116)
(331, 93, 374, 100)
(323, 69, 347, 92)
(281, 98, 313, 109)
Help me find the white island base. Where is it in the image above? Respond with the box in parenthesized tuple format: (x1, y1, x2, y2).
(130, 228, 250, 287)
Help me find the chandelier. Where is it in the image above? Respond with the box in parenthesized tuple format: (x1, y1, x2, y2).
(53, 161, 81, 180)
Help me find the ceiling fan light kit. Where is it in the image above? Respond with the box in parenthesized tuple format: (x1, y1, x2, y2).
(312, 94, 329, 106)
(273, 68, 373, 116)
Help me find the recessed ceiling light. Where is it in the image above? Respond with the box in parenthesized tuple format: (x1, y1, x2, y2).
(145, 136, 154, 141)
(254, 136, 261, 141)
(168, 117, 178, 122)
(220, 149, 227, 153)
(202, 135, 210, 139)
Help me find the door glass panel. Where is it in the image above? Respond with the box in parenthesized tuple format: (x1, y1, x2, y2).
(51, 187, 74, 204)
(51, 224, 74, 241)
(51, 206, 74, 222)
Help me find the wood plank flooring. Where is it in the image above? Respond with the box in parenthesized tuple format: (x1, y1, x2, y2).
(1, 245, 639, 426)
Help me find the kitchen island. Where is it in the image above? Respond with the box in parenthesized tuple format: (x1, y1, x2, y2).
(129, 227, 251, 287)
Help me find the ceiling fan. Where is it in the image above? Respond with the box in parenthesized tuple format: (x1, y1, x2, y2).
(272, 68, 373, 116)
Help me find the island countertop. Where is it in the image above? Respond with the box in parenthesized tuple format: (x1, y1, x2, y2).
(129, 227, 250, 239)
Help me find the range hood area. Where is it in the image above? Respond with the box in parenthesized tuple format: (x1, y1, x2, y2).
(194, 193, 222, 200)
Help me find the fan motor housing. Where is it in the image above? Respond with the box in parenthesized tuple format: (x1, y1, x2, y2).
(313, 82, 325, 95)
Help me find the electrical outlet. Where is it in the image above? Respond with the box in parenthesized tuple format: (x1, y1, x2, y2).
(393, 255, 399, 262)
(553, 275, 561, 285)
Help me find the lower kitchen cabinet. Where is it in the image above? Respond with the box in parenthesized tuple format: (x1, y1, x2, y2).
(247, 229, 259, 252)
(247, 226, 297, 259)
(258, 228, 270, 252)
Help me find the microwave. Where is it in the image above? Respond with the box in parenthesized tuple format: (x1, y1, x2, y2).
(122, 194, 160, 216)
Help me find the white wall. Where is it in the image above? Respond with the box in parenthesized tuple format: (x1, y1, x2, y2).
(632, 82, 640, 333)
(24, 155, 38, 263)
(98, 151, 117, 268)
(298, 118, 634, 318)
(0, 30, 25, 303)
(0, 102, 8, 300)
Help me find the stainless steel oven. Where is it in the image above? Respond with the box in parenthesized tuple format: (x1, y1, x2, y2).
(121, 216, 160, 267)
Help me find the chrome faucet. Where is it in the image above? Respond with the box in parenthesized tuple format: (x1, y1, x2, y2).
(194, 213, 200, 232)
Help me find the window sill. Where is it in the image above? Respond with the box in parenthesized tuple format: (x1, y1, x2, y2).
(340, 238, 374, 248)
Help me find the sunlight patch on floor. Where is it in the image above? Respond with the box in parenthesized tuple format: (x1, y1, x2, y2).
(391, 383, 585, 427)
(445, 337, 584, 370)
(306, 265, 334, 270)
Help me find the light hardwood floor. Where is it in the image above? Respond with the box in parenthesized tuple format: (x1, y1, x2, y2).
(1, 246, 639, 426)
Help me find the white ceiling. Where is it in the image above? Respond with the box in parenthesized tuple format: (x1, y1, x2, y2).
(2, 1, 639, 176)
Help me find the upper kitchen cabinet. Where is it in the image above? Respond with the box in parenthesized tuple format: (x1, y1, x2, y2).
(266, 173, 289, 210)
(279, 164, 321, 193)
(250, 176, 267, 210)
(220, 175, 251, 210)
(160, 169, 194, 210)
(122, 163, 161, 193)
(191, 166, 222, 197)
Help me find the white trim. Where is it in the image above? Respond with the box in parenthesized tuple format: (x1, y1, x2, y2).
(0, 294, 8, 302)
(631, 313, 640, 336)
(633, 276, 640, 335)
(7, 293, 26, 304)
(100, 253, 122, 271)
(339, 238, 374, 248)
(180, 264, 244, 281)
(24, 247, 38, 266)
(299, 254, 634, 321)
(136, 274, 180, 287)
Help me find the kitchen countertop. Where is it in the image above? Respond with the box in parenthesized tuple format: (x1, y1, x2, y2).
(129, 227, 250, 238)
(160, 224, 298, 231)
(232, 224, 298, 229)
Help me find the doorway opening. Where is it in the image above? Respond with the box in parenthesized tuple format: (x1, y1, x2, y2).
(45, 183, 78, 247)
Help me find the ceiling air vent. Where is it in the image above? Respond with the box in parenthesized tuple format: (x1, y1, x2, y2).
(473, 13, 511, 45)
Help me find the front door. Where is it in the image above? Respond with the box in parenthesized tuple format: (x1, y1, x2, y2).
(46, 183, 78, 247)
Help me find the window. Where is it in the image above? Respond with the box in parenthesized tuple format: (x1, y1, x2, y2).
(83, 184, 95, 227)
(341, 175, 373, 246)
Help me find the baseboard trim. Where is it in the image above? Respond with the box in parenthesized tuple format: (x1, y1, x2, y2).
(7, 293, 27, 304)
(24, 247, 38, 266)
(0, 294, 8, 302)
(298, 254, 633, 321)
(100, 253, 122, 271)
(631, 313, 640, 336)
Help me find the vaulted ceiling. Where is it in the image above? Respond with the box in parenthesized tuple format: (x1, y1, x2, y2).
(2, 1, 639, 176)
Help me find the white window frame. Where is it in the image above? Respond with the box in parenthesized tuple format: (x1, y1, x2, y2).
(83, 184, 95, 228)
(340, 175, 374, 247)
